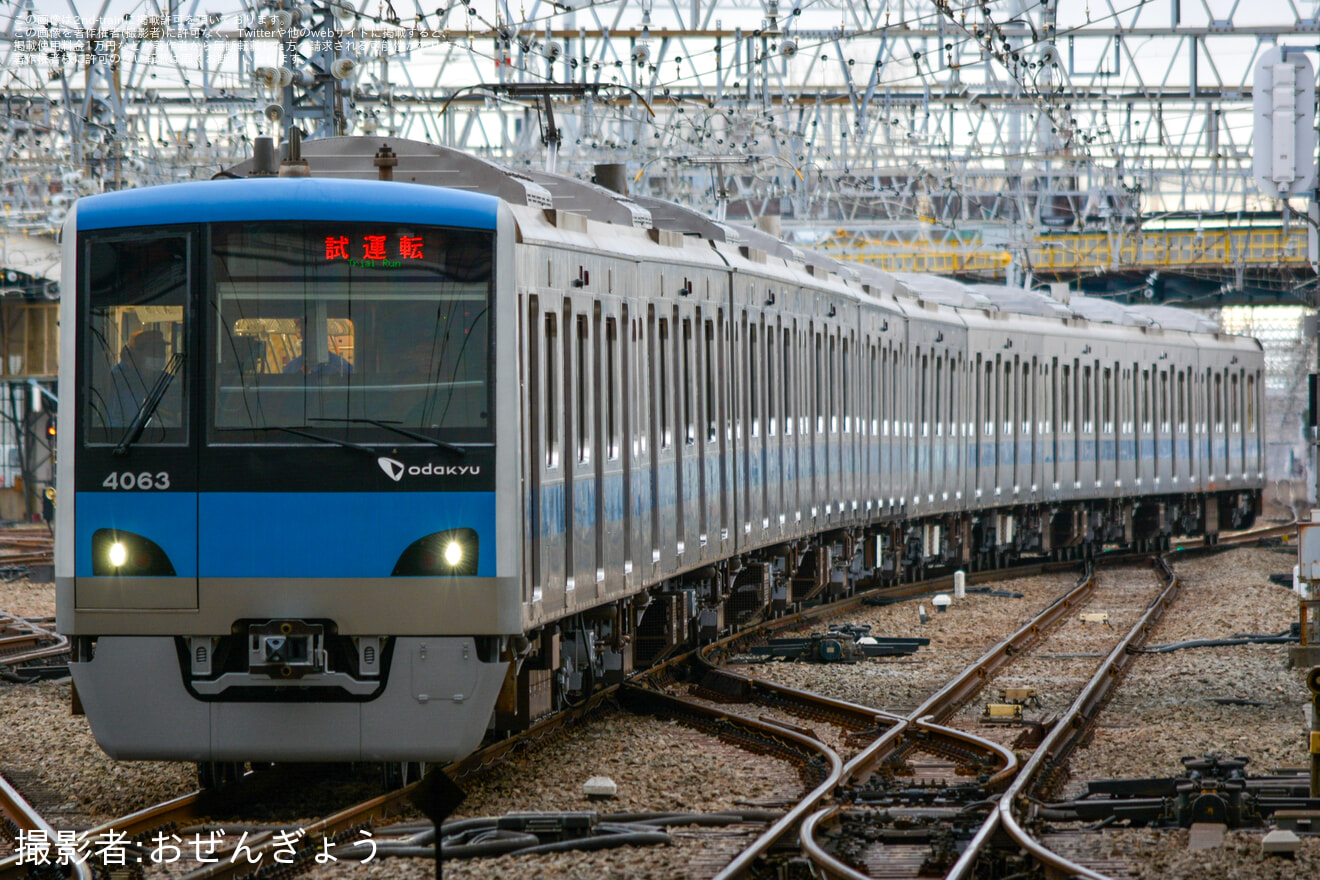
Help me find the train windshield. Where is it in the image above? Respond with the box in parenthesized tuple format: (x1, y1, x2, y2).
(82, 233, 191, 447)
(208, 222, 493, 445)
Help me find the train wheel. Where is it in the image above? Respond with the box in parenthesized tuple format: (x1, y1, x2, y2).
(382, 762, 426, 791)
(197, 761, 243, 790)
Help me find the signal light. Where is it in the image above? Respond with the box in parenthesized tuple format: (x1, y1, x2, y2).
(46, 423, 55, 437)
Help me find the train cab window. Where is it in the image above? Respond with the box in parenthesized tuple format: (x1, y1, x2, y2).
(208, 222, 492, 446)
(83, 233, 191, 446)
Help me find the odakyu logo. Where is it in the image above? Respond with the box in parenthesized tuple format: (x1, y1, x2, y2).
(377, 456, 481, 481)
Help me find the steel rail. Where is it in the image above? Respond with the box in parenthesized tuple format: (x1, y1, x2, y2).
(995, 557, 1182, 880)
(0, 771, 94, 880)
(841, 566, 1095, 786)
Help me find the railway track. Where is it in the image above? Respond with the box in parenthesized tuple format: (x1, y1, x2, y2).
(0, 521, 1293, 880)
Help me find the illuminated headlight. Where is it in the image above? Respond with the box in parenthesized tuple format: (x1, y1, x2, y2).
(392, 527, 479, 576)
(90, 529, 176, 576)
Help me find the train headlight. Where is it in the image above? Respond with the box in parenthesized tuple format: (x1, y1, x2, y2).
(392, 528, 479, 576)
(91, 529, 176, 576)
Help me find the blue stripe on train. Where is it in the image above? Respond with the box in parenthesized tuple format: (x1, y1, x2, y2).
(75, 491, 497, 578)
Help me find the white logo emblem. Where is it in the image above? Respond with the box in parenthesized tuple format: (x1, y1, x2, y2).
(377, 457, 405, 482)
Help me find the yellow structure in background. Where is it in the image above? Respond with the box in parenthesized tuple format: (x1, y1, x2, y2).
(823, 222, 1310, 276)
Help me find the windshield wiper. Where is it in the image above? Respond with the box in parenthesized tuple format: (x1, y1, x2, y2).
(308, 417, 466, 457)
(114, 352, 185, 456)
(270, 426, 379, 457)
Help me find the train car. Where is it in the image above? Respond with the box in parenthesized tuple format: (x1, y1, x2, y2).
(57, 137, 1264, 782)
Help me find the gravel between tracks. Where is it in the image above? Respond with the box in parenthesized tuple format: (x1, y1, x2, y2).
(5, 546, 1314, 879)
(738, 571, 1082, 713)
(1054, 545, 1315, 878)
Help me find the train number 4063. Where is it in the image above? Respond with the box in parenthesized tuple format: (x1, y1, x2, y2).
(101, 471, 171, 490)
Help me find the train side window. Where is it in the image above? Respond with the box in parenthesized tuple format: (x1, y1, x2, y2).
(1230, 373, 1240, 432)
(577, 314, 590, 464)
(1101, 367, 1112, 433)
(749, 323, 759, 439)
(1159, 370, 1169, 433)
(606, 317, 618, 460)
(828, 334, 838, 434)
(1021, 362, 1030, 436)
(807, 329, 818, 432)
(1082, 365, 1093, 433)
(1247, 373, 1257, 432)
(983, 361, 993, 436)
(1061, 364, 1071, 432)
(1001, 360, 1012, 436)
(932, 356, 941, 438)
(705, 321, 717, 443)
(783, 327, 794, 437)
(683, 318, 695, 445)
(1213, 372, 1223, 432)
(842, 337, 850, 434)
(1177, 370, 1186, 432)
(658, 318, 671, 449)
(545, 313, 559, 469)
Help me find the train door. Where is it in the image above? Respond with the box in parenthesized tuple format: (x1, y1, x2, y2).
(598, 302, 623, 595)
(524, 294, 544, 606)
(764, 315, 781, 537)
(569, 305, 596, 604)
(534, 295, 567, 611)
(1156, 368, 1169, 489)
(1224, 369, 1235, 485)
(1248, 370, 1262, 479)
(1080, 361, 1096, 490)
(785, 321, 801, 535)
(746, 313, 764, 541)
(619, 303, 636, 591)
(717, 308, 733, 551)
(734, 310, 750, 546)
(1049, 357, 1060, 494)
(675, 305, 694, 562)
(696, 308, 712, 559)
(823, 328, 834, 522)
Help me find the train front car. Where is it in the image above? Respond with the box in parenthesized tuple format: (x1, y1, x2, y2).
(56, 178, 521, 770)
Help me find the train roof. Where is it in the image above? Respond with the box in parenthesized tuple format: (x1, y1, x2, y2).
(75, 176, 501, 230)
(204, 136, 1230, 340)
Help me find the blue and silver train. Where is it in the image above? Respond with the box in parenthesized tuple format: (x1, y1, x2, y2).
(57, 137, 1264, 780)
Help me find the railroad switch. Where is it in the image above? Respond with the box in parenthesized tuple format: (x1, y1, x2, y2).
(1044, 754, 1320, 829)
(746, 625, 929, 662)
